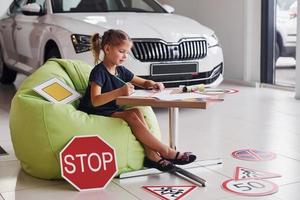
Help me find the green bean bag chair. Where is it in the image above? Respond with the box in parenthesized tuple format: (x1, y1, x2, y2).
(9, 58, 161, 179)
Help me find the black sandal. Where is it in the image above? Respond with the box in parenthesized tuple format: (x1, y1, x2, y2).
(166, 152, 197, 165)
(144, 157, 174, 171)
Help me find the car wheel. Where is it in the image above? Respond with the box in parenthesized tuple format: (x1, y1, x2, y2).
(275, 42, 280, 62)
(0, 47, 17, 84)
(44, 47, 61, 63)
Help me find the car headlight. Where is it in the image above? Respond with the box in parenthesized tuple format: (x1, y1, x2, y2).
(71, 34, 91, 53)
(207, 33, 219, 48)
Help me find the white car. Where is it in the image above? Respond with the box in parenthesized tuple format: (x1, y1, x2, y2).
(0, 0, 224, 87)
(276, 0, 297, 60)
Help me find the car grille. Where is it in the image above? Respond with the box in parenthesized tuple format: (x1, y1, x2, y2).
(138, 63, 223, 88)
(131, 39, 207, 62)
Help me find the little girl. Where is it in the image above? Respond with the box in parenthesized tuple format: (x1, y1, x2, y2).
(78, 29, 196, 171)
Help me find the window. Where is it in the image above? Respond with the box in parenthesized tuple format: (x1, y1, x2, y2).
(124, 0, 155, 12)
(35, 0, 46, 8)
(51, 0, 166, 13)
(62, 0, 81, 12)
(277, 0, 296, 10)
(28, 0, 46, 12)
(9, 0, 27, 15)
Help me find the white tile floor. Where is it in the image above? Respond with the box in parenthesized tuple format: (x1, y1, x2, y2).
(1, 74, 300, 199)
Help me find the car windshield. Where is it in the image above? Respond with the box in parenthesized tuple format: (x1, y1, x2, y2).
(277, 0, 296, 10)
(51, 0, 167, 13)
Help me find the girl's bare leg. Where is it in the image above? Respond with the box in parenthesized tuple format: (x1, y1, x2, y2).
(126, 109, 164, 162)
(111, 110, 169, 155)
(128, 109, 185, 160)
(112, 109, 179, 160)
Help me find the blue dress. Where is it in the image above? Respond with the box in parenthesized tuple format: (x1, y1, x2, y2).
(78, 62, 134, 116)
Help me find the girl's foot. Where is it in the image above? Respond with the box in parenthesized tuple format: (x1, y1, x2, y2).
(144, 152, 174, 171)
(166, 152, 197, 165)
(163, 148, 197, 165)
(143, 157, 174, 171)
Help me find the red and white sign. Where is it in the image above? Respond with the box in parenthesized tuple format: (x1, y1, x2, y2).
(143, 185, 196, 200)
(234, 166, 282, 180)
(60, 135, 118, 191)
(231, 149, 276, 161)
(223, 89, 239, 94)
(222, 179, 278, 196)
(196, 88, 239, 95)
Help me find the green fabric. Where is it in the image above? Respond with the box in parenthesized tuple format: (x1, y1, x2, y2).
(9, 59, 161, 179)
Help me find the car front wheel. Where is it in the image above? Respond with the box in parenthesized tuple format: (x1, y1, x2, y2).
(44, 47, 61, 63)
(0, 47, 17, 84)
(275, 42, 280, 62)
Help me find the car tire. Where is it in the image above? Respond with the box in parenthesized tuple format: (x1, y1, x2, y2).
(0, 47, 17, 85)
(275, 42, 280, 62)
(44, 46, 61, 63)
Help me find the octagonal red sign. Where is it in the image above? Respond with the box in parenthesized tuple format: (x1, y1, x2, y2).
(60, 135, 118, 191)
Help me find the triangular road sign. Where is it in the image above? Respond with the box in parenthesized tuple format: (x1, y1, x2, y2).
(234, 166, 282, 180)
(143, 185, 196, 200)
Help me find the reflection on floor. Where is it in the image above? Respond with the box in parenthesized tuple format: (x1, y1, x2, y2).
(1, 74, 300, 199)
(275, 57, 296, 87)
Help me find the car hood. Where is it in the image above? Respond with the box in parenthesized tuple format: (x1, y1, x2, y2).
(54, 12, 214, 42)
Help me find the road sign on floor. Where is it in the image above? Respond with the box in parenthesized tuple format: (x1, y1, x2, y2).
(202, 88, 239, 95)
(0, 145, 8, 156)
(231, 149, 276, 161)
(60, 135, 118, 191)
(234, 166, 282, 180)
(222, 178, 278, 196)
(143, 185, 196, 200)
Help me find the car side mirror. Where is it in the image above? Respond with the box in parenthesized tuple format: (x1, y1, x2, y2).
(21, 3, 44, 16)
(162, 4, 175, 13)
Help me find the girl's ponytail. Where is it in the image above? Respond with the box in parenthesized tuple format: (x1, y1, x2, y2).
(91, 29, 131, 65)
(91, 33, 101, 65)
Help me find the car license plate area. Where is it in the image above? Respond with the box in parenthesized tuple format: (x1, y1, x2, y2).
(151, 63, 198, 76)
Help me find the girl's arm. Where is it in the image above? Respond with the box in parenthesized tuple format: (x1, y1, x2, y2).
(131, 75, 164, 90)
(90, 82, 134, 107)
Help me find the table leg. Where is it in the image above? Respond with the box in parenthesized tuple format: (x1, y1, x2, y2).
(167, 107, 221, 187)
(171, 166, 207, 187)
(118, 158, 222, 179)
(169, 107, 179, 149)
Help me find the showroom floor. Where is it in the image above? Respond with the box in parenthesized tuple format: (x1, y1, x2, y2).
(1, 74, 300, 200)
(275, 57, 296, 87)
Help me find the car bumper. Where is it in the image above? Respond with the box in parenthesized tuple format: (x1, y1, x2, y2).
(64, 44, 224, 88)
(138, 62, 223, 88)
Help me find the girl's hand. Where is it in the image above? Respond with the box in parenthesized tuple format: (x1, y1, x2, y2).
(121, 83, 135, 96)
(152, 82, 165, 91)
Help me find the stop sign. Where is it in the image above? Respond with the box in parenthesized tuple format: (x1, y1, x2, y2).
(60, 135, 118, 191)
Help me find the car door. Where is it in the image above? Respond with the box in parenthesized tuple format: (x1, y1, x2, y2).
(0, 0, 26, 65)
(287, 2, 297, 45)
(13, 0, 46, 72)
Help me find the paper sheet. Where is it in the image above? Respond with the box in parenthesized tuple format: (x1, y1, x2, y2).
(131, 89, 209, 100)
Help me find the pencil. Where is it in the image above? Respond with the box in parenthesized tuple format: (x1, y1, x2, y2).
(114, 75, 127, 85)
